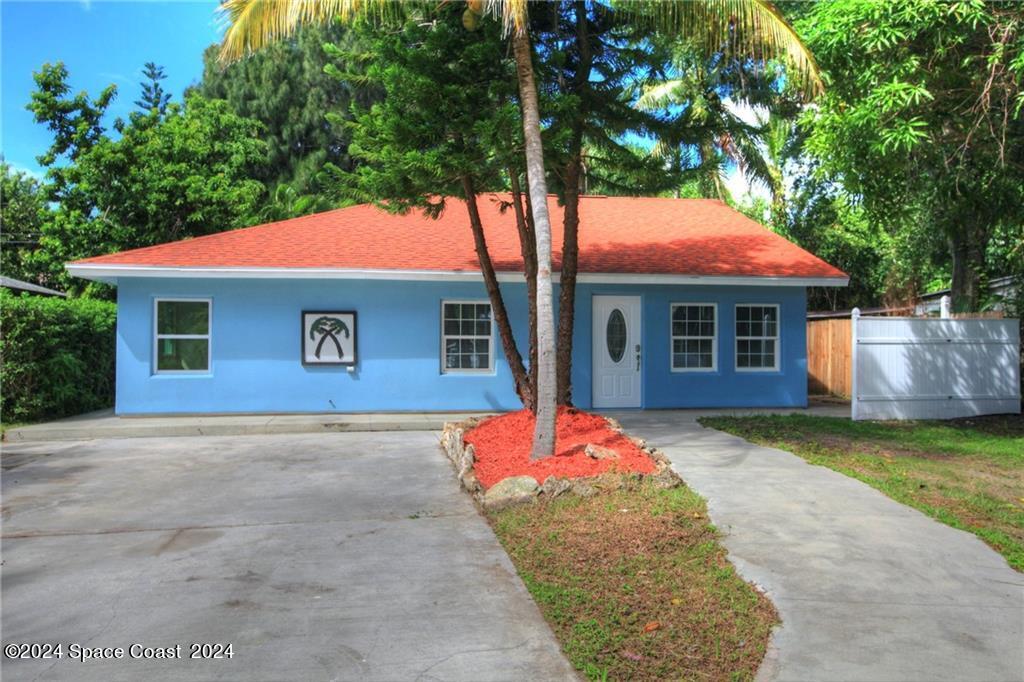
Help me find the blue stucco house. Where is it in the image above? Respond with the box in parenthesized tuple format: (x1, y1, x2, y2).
(67, 194, 847, 415)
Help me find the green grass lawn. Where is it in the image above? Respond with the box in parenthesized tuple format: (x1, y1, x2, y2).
(701, 414, 1024, 572)
(488, 479, 777, 682)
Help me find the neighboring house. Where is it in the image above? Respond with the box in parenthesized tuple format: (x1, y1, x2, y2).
(0, 276, 66, 297)
(915, 275, 1017, 316)
(66, 194, 848, 415)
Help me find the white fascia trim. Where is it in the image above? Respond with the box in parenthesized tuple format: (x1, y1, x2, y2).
(65, 263, 849, 288)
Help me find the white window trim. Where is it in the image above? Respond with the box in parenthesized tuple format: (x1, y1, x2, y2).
(153, 297, 212, 375)
(670, 302, 718, 373)
(734, 303, 780, 372)
(440, 299, 495, 375)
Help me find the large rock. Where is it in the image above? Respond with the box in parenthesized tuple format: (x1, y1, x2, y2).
(540, 476, 572, 498)
(459, 443, 475, 478)
(584, 443, 619, 460)
(482, 476, 539, 511)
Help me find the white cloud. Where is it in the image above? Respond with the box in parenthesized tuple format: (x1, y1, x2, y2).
(5, 161, 44, 181)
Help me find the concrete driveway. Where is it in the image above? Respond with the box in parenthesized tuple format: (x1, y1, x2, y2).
(611, 412, 1024, 682)
(1, 432, 576, 682)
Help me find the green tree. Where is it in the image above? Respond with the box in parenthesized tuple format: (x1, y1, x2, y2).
(0, 161, 52, 284)
(637, 46, 796, 204)
(135, 62, 172, 116)
(195, 24, 370, 205)
(799, 0, 1024, 311)
(532, 3, 683, 405)
(779, 173, 892, 311)
(25, 64, 268, 294)
(326, 7, 536, 408)
(26, 61, 116, 203)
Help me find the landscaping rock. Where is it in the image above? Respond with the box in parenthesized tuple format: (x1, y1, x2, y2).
(482, 476, 539, 511)
(604, 416, 624, 432)
(458, 443, 475, 479)
(459, 469, 482, 493)
(648, 448, 672, 466)
(540, 476, 572, 498)
(584, 443, 620, 460)
(571, 480, 598, 497)
(651, 465, 682, 489)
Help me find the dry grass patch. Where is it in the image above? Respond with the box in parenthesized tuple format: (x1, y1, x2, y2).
(488, 479, 777, 681)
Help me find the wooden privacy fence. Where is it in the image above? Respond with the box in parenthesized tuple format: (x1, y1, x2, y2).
(852, 309, 1021, 420)
(807, 318, 852, 397)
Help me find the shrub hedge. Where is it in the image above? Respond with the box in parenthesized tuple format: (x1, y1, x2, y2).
(1, 290, 117, 424)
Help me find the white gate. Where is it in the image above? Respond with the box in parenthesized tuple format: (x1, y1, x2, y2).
(851, 307, 1021, 421)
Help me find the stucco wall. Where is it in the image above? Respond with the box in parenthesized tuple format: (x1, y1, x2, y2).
(115, 277, 807, 414)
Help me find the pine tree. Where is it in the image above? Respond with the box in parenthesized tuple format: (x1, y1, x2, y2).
(194, 25, 373, 202)
(135, 62, 171, 115)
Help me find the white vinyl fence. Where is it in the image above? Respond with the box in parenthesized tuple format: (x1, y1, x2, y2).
(851, 306, 1021, 421)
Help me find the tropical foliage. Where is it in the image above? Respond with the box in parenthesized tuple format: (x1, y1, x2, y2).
(796, 0, 1024, 311)
(20, 64, 268, 295)
(0, 161, 51, 284)
(0, 290, 117, 423)
(194, 24, 373, 203)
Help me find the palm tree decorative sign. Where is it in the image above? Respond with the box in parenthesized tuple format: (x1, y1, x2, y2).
(302, 311, 357, 366)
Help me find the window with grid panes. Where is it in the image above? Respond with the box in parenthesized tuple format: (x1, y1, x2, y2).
(735, 304, 779, 370)
(442, 301, 493, 372)
(671, 304, 716, 370)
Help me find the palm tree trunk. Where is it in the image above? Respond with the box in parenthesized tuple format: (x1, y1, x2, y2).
(461, 175, 533, 409)
(512, 28, 556, 459)
(510, 169, 538, 411)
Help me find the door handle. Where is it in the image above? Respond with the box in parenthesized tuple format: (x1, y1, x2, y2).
(635, 344, 641, 371)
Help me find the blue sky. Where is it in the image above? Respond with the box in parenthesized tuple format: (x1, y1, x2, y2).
(1, 0, 763, 202)
(2, 0, 222, 178)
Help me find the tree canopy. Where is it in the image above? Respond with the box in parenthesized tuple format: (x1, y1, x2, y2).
(20, 64, 268, 295)
(194, 23, 371, 206)
(797, 0, 1024, 310)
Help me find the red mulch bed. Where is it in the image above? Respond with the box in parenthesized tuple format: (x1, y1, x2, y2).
(464, 406, 657, 490)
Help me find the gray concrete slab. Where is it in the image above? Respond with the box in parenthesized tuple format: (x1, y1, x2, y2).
(609, 412, 1024, 682)
(4, 410, 495, 442)
(1, 432, 576, 682)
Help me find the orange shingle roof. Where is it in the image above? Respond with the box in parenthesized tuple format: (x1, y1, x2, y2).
(71, 194, 847, 280)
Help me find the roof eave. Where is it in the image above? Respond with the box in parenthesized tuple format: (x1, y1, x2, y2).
(66, 263, 849, 288)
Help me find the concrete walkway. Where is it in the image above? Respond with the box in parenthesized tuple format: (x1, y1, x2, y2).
(611, 412, 1024, 682)
(2, 432, 577, 681)
(4, 409, 495, 442)
(5, 402, 849, 442)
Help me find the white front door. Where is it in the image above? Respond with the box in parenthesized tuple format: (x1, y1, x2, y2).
(592, 295, 642, 408)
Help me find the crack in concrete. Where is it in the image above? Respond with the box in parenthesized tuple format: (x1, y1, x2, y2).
(413, 638, 532, 681)
(2, 511, 474, 540)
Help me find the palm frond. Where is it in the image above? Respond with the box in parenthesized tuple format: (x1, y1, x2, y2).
(636, 79, 686, 111)
(219, 0, 529, 64)
(619, 0, 822, 100)
(480, 0, 528, 36)
(218, 0, 405, 63)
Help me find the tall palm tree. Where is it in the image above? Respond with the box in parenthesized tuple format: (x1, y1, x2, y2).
(637, 44, 803, 206)
(217, 0, 821, 459)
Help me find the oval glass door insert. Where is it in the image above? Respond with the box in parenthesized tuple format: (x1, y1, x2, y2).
(606, 309, 627, 362)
